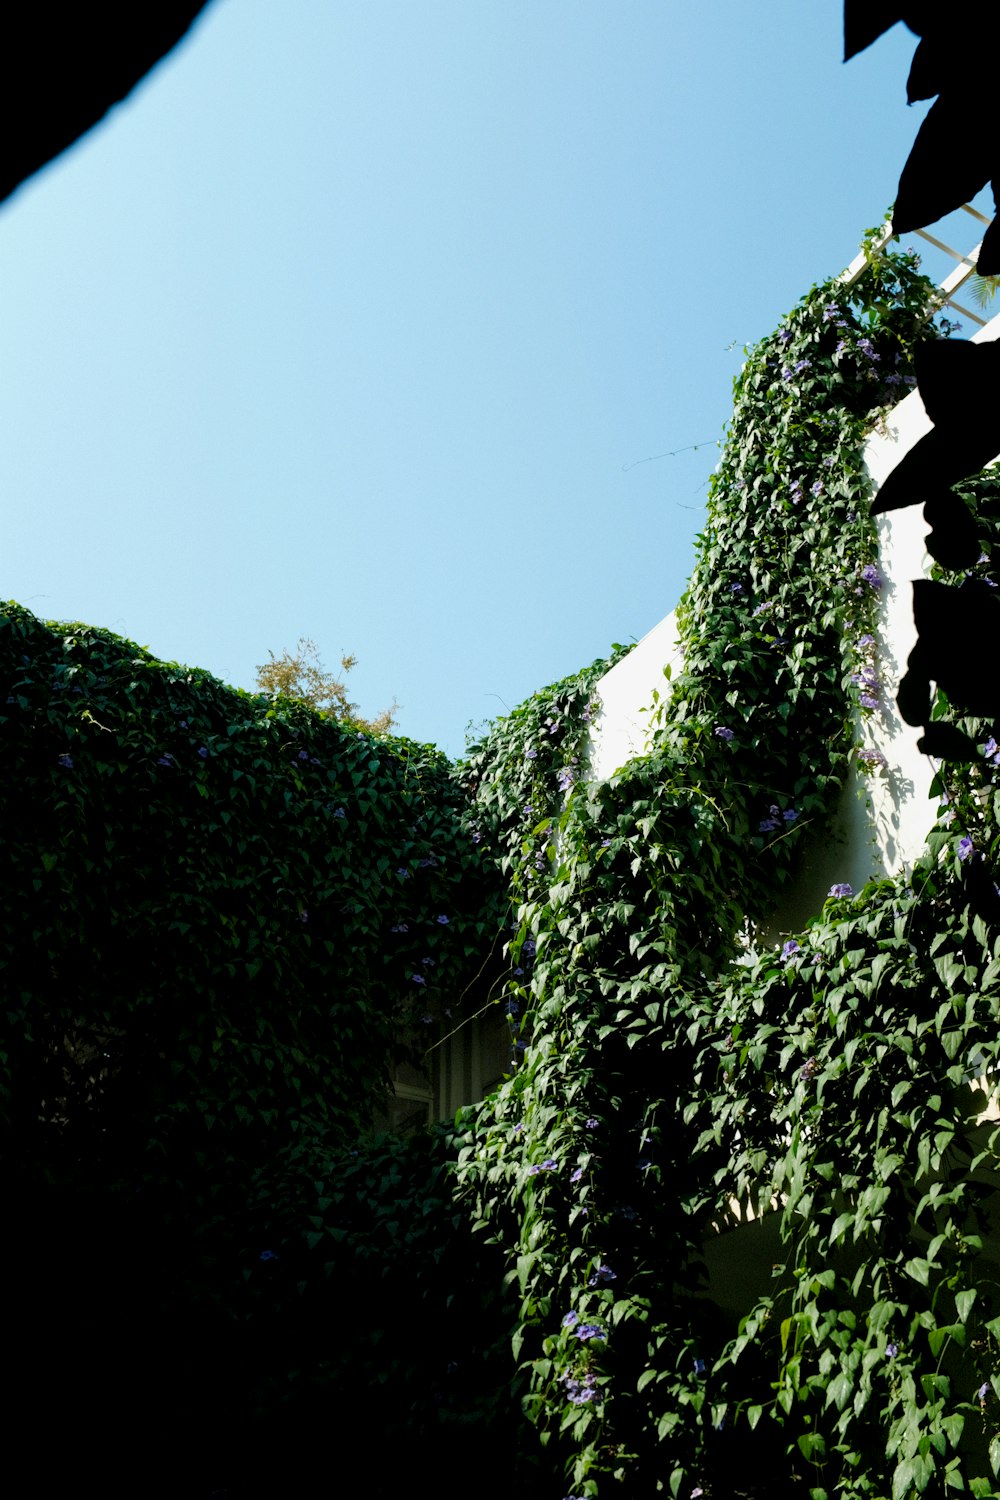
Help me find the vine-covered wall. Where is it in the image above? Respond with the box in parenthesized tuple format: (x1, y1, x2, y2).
(3, 233, 998, 1499)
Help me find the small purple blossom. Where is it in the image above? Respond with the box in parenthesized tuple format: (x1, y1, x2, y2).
(570, 1166, 584, 1184)
(588, 1264, 617, 1286)
(585, 1118, 599, 1130)
(858, 337, 879, 360)
(984, 737, 1000, 767)
(861, 564, 882, 589)
(563, 1372, 598, 1405)
(390, 922, 409, 934)
(728, 582, 744, 594)
(835, 339, 850, 356)
(714, 726, 734, 741)
(420, 1013, 434, 1025)
(412, 973, 427, 986)
(781, 940, 800, 960)
(959, 837, 974, 861)
(396, 867, 411, 879)
(436, 914, 450, 925)
(298, 749, 309, 761)
(156, 754, 175, 767)
(525, 747, 538, 760)
(57, 753, 75, 768)
(858, 633, 876, 650)
(778, 328, 793, 344)
(575, 1323, 605, 1342)
(810, 480, 823, 498)
(860, 694, 880, 711)
(562, 1311, 579, 1330)
(783, 808, 798, 823)
(556, 765, 575, 792)
(333, 806, 347, 819)
(793, 358, 810, 374)
(298, 909, 309, 924)
(822, 303, 839, 322)
(197, 746, 209, 759)
(828, 883, 854, 899)
(800, 1056, 819, 1081)
(858, 748, 887, 770)
(886, 1343, 898, 1358)
(259, 1250, 279, 1262)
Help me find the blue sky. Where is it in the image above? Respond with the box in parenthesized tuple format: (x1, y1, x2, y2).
(0, 2, 988, 755)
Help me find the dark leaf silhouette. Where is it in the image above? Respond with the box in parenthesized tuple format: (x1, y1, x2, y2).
(897, 645, 933, 727)
(912, 578, 1000, 717)
(0, 5, 212, 207)
(842, 3, 929, 62)
(892, 91, 995, 246)
(872, 342, 1000, 515)
(916, 722, 979, 761)
(924, 491, 980, 570)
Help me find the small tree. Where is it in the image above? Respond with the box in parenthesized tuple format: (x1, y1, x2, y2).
(255, 637, 398, 733)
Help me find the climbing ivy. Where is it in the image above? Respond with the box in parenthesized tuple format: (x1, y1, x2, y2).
(5, 230, 999, 1499)
(457, 232, 999, 1498)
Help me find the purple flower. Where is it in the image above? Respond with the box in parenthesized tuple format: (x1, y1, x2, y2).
(861, 564, 882, 589)
(781, 940, 800, 960)
(585, 1118, 599, 1130)
(412, 973, 427, 985)
(436, 914, 450, 925)
(298, 749, 309, 761)
(811, 480, 823, 498)
(984, 737, 1000, 767)
(588, 1264, 617, 1286)
(156, 754, 175, 767)
(858, 337, 879, 361)
(860, 694, 880, 711)
(693, 1357, 706, 1374)
(557, 766, 575, 792)
(525, 748, 538, 760)
(959, 837, 974, 861)
(527, 1159, 558, 1177)
(835, 339, 850, 355)
(390, 922, 409, 934)
(197, 746, 209, 759)
(333, 806, 347, 819)
(858, 634, 876, 650)
(298, 909, 308, 923)
(858, 748, 887, 769)
(822, 304, 839, 322)
(728, 582, 743, 595)
(783, 808, 798, 823)
(977, 1382, 989, 1403)
(259, 1250, 279, 1262)
(420, 1013, 434, 1025)
(575, 1323, 605, 1341)
(828, 883, 854, 899)
(397, 867, 411, 879)
(778, 328, 793, 344)
(57, 753, 74, 769)
(570, 1166, 584, 1183)
(563, 1372, 598, 1405)
(562, 1311, 579, 1330)
(800, 1056, 819, 1081)
(793, 358, 810, 374)
(714, 726, 734, 741)
(886, 1343, 898, 1358)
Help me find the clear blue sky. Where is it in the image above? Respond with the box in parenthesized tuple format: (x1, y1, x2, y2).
(0, 2, 988, 755)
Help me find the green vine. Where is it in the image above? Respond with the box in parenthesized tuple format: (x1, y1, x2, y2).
(458, 232, 999, 1497)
